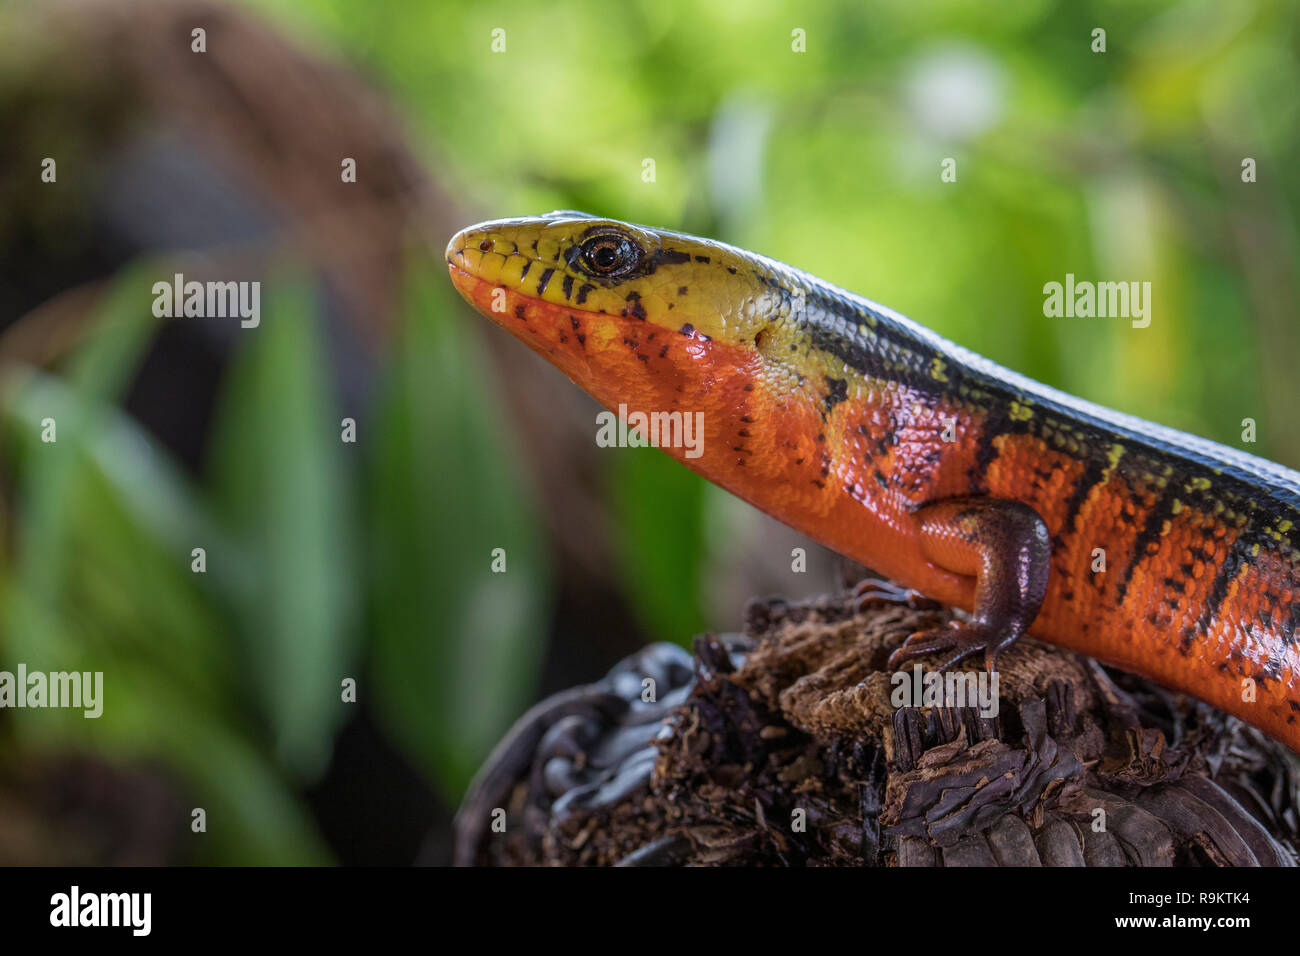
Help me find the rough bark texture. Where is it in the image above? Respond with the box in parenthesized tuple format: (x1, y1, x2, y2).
(455, 591, 1300, 866)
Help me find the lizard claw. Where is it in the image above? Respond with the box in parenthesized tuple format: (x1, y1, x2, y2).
(886, 622, 1007, 673)
(852, 577, 941, 614)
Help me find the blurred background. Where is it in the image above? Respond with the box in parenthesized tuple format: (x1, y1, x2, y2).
(0, 0, 1296, 864)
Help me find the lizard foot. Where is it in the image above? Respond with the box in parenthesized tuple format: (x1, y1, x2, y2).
(886, 621, 1012, 674)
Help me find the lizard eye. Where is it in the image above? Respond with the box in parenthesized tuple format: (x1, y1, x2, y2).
(578, 233, 640, 278)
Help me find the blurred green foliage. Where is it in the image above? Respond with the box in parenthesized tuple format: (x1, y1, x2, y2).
(2, 0, 1298, 863)
(367, 270, 548, 797)
(246, 0, 1300, 643)
(0, 266, 549, 860)
(2, 267, 333, 863)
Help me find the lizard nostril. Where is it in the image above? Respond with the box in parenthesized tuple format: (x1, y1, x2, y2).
(479, 239, 493, 252)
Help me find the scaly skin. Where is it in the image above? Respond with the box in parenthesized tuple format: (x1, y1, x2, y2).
(446, 211, 1300, 752)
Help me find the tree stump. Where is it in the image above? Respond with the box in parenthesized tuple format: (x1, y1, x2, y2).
(454, 591, 1299, 866)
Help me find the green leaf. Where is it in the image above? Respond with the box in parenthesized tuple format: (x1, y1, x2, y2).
(7, 264, 162, 604)
(1, 371, 231, 697)
(608, 447, 708, 646)
(1, 369, 328, 863)
(367, 269, 550, 799)
(206, 273, 359, 780)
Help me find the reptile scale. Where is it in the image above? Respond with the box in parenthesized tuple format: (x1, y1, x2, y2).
(446, 211, 1300, 753)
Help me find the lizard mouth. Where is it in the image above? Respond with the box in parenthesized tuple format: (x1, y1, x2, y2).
(445, 260, 482, 302)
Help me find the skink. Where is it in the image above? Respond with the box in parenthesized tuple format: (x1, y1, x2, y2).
(446, 212, 1300, 753)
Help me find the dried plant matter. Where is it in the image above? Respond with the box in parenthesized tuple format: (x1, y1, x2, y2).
(456, 592, 1298, 867)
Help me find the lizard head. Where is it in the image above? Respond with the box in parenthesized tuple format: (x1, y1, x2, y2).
(445, 211, 785, 353)
(444, 212, 839, 484)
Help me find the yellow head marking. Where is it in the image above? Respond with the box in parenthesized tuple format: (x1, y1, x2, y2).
(445, 211, 779, 346)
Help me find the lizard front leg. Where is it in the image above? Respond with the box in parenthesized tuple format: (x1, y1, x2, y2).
(887, 498, 1051, 673)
